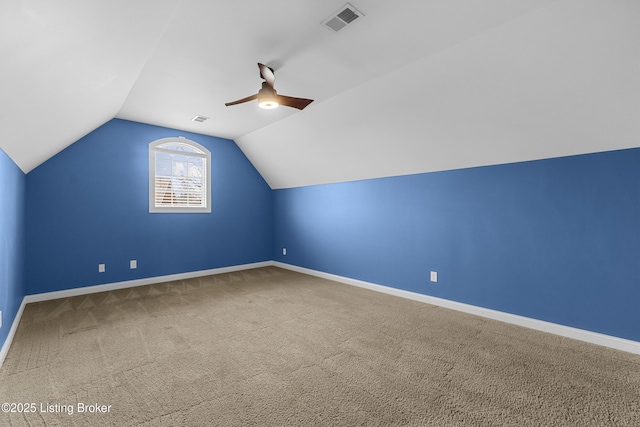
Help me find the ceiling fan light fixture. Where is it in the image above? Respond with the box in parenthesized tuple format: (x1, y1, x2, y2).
(258, 96, 279, 109)
(258, 87, 279, 109)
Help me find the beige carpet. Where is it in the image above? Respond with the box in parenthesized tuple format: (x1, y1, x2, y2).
(1, 267, 639, 426)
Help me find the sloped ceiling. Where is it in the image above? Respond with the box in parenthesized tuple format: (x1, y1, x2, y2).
(1, 0, 639, 189)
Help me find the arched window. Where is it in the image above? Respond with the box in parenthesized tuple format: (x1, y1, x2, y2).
(149, 137, 211, 213)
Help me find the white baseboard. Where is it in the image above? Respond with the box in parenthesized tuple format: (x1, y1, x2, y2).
(0, 299, 27, 370)
(273, 261, 640, 355)
(0, 261, 272, 370)
(23, 261, 272, 304)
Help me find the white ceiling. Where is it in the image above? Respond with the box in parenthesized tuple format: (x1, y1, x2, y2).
(1, 0, 639, 188)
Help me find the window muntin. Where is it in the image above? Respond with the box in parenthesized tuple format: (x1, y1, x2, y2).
(149, 137, 211, 213)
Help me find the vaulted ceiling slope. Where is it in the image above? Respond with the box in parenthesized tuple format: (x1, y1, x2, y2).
(1, 1, 638, 189)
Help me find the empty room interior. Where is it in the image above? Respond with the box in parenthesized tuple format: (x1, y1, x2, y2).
(1, 0, 639, 425)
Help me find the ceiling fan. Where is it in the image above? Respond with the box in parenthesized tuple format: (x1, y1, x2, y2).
(225, 63, 314, 110)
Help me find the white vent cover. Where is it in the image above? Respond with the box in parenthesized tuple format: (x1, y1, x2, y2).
(322, 3, 364, 32)
(192, 115, 209, 123)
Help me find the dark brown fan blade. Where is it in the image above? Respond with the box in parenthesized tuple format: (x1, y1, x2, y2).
(258, 63, 275, 88)
(276, 95, 314, 110)
(224, 93, 258, 107)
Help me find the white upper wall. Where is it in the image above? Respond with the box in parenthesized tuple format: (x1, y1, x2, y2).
(1, 0, 638, 189)
(239, 0, 640, 188)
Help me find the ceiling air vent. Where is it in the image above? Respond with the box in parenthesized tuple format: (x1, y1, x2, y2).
(192, 115, 209, 123)
(322, 3, 364, 32)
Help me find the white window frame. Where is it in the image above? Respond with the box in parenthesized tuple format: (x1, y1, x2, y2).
(149, 137, 211, 213)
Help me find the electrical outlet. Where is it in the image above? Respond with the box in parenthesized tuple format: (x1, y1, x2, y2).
(430, 271, 438, 283)
(130, 260, 137, 269)
(99, 264, 106, 273)
(283, 248, 287, 255)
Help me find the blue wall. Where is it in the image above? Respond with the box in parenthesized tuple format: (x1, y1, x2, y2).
(273, 148, 640, 342)
(26, 119, 272, 294)
(0, 149, 26, 350)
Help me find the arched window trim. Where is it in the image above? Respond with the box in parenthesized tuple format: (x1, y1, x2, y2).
(149, 136, 211, 213)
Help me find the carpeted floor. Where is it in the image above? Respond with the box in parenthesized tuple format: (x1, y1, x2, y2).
(1, 266, 639, 426)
